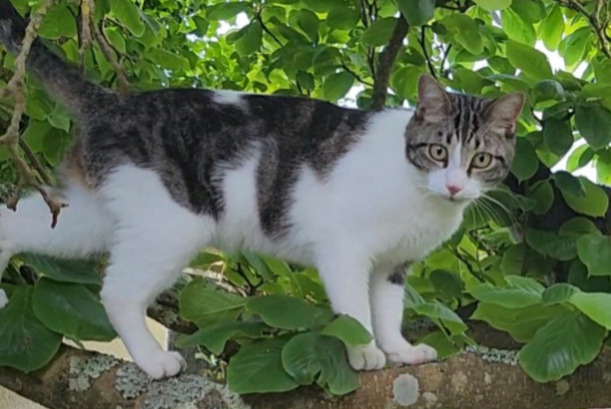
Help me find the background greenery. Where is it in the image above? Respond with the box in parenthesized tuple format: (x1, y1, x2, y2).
(0, 0, 610, 396)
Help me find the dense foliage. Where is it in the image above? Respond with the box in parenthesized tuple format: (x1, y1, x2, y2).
(1, 0, 611, 396)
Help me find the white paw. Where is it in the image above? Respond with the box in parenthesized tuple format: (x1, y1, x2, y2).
(137, 350, 186, 379)
(383, 342, 437, 366)
(347, 342, 386, 370)
(0, 289, 7, 309)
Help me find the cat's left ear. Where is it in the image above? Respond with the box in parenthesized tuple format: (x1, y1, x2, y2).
(486, 92, 525, 136)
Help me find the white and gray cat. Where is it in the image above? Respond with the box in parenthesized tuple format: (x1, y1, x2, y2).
(0, 0, 524, 379)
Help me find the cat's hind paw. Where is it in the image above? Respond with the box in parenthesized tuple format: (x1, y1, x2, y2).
(347, 342, 386, 371)
(385, 342, 437, 366)
(138, 350, 186, 379)
(0, 289, 7, 309)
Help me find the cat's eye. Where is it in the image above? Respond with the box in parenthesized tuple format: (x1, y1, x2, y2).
(471, 153, 493, 169)
(428, 144, 448, 162)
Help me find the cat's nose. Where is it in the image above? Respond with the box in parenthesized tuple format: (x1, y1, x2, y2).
(446, 184, 462, 196)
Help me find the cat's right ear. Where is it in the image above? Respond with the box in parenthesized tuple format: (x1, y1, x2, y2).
(415, 74, 451, 123)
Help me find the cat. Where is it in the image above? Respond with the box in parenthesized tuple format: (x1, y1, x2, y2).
(0, 0, 524, 379)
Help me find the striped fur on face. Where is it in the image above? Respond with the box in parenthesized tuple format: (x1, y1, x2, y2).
(405, 75, 524, 202)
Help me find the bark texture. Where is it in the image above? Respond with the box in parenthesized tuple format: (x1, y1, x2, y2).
(2, 345, 611, 409)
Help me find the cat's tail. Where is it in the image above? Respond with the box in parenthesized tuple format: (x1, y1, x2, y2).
(0, 0, 112, 117)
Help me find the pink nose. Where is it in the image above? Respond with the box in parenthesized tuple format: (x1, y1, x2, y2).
(447, 184, 462, 196)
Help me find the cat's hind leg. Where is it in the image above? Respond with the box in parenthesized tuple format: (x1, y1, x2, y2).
(99, 165, 212, 379)
(0, 182, 112, 308)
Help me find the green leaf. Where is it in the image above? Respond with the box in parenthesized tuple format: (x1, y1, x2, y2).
(560, 177, 609, 217)
(570, 292, 611, 329)
(528, 180, 554, 215)
(227, 338, 299, 394)
(109, 0, 146, 37)
(576, 234, 611, 276)
(0, 287, 62, 372)
(525, 228, 577, 261)
(398, 0, 435, 27)
(19, 254, 102, 286)
(294, 9, 319, 43)
(47, 104, 71, 132)
(281, 332, 358, 395)
(510, 0, 546, 23)
(543, 119, 572, 157)
(559, 217, 601, 237)
(566, 145, 594, 172)
(321, 315, 372, 347)
(176, 321, 267, 355)
(302, 0, 343, 12)
(192, 16, 209, 36)
(327, 7, 360, 30)
(501, 8, 535, 46)
(541, 283, 579, 305)
(469, 275, 544, 308)
(505, 40, 553, 80)
(148, 49, 190, 71)
(235, 22, 263, 56)
(179, 278, 247, 326)
(207, 2, 249, 20)
(538, 4, 563, 50)
(532, 80, 564, 104)
(323, 72, 354, 101)
(32, 278, 116, 341)
(519, 312, 604, 382)
(429, 269, 464, 298)
(442, 14, 484, 54)
(474, 0, 512, 11)
(412, 301, 467, 335)
(247, 295, 330, 330)
(510, 138, 539, 181)
(575, 103, 611, 150)
(39, 4, 77, 40)
(472, 302, 565, 342)
(552, 171, 585, 199)
(105, 27, 126, 54)
(361, 17, 396, 46)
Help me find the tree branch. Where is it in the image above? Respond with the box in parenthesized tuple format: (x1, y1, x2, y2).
(3, 344, 611, 409)
(557, 0, 611, 58)
(370, 16, 409, 110)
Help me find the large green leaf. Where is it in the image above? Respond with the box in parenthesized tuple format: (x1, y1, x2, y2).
(19, 254, 102, 286)
(235, 22, 263, 56)
(39, 3, 77, 40)
(441, 14, 484, 54)
(176, 321, 267, 355)
(538, 4, 563, 50)
(576, 234, 611, 276)
(543, 119, 573, 157)
(574, 103, 611, 150)
(32, 278, 116, 341)
(570, 292, 611, 329)
(474, 0, 512, 11)
(323, 72, 354, 101)
(327, 7, 360, 30)
(361, 18, 396, 46)
(109, 0, 146, 37)
(398, 0, 435, 27)
(179, 278, 247, 326)
(321, 315, 372, 347)
(412, 300, 467, 335)
(519, 312, 604, 382)
(560, 177, 609, 217)
(505, 40, 553, 80)
(471, 302, 566, 342)
(541, 283, 579, 305)
(469, 275, 544, 308)
(281, 332, 358, 395)
(525, 228, 576, 261)
(247, 295, 330, 330)
(227, 338, 299, 393)
(510, 138, 539, 181)
(0, 287, 62, 372)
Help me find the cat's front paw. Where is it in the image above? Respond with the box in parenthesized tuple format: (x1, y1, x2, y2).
(347, 342, 386, 370)
(137, 350, 186, 379)
(383, 341, 437, 366)
(0, 289, 7, 309)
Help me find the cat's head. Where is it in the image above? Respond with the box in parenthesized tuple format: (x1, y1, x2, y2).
(405, 74, 524, 203)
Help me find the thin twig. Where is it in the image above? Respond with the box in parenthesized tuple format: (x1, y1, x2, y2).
(79, 0, 94, 72)
(341, 62, 374, 86)
(419, 26, 437, 78)
(18, 138, 52, 185)
(92, 19, 130, 92)
(557, 0, 611, 58)
(439, 43, 452, 78)
(0, 0, 67, 228)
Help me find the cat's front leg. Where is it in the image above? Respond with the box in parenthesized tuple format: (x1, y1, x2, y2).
(315, 251, 386, 371)
(371, 264, 437, 365)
